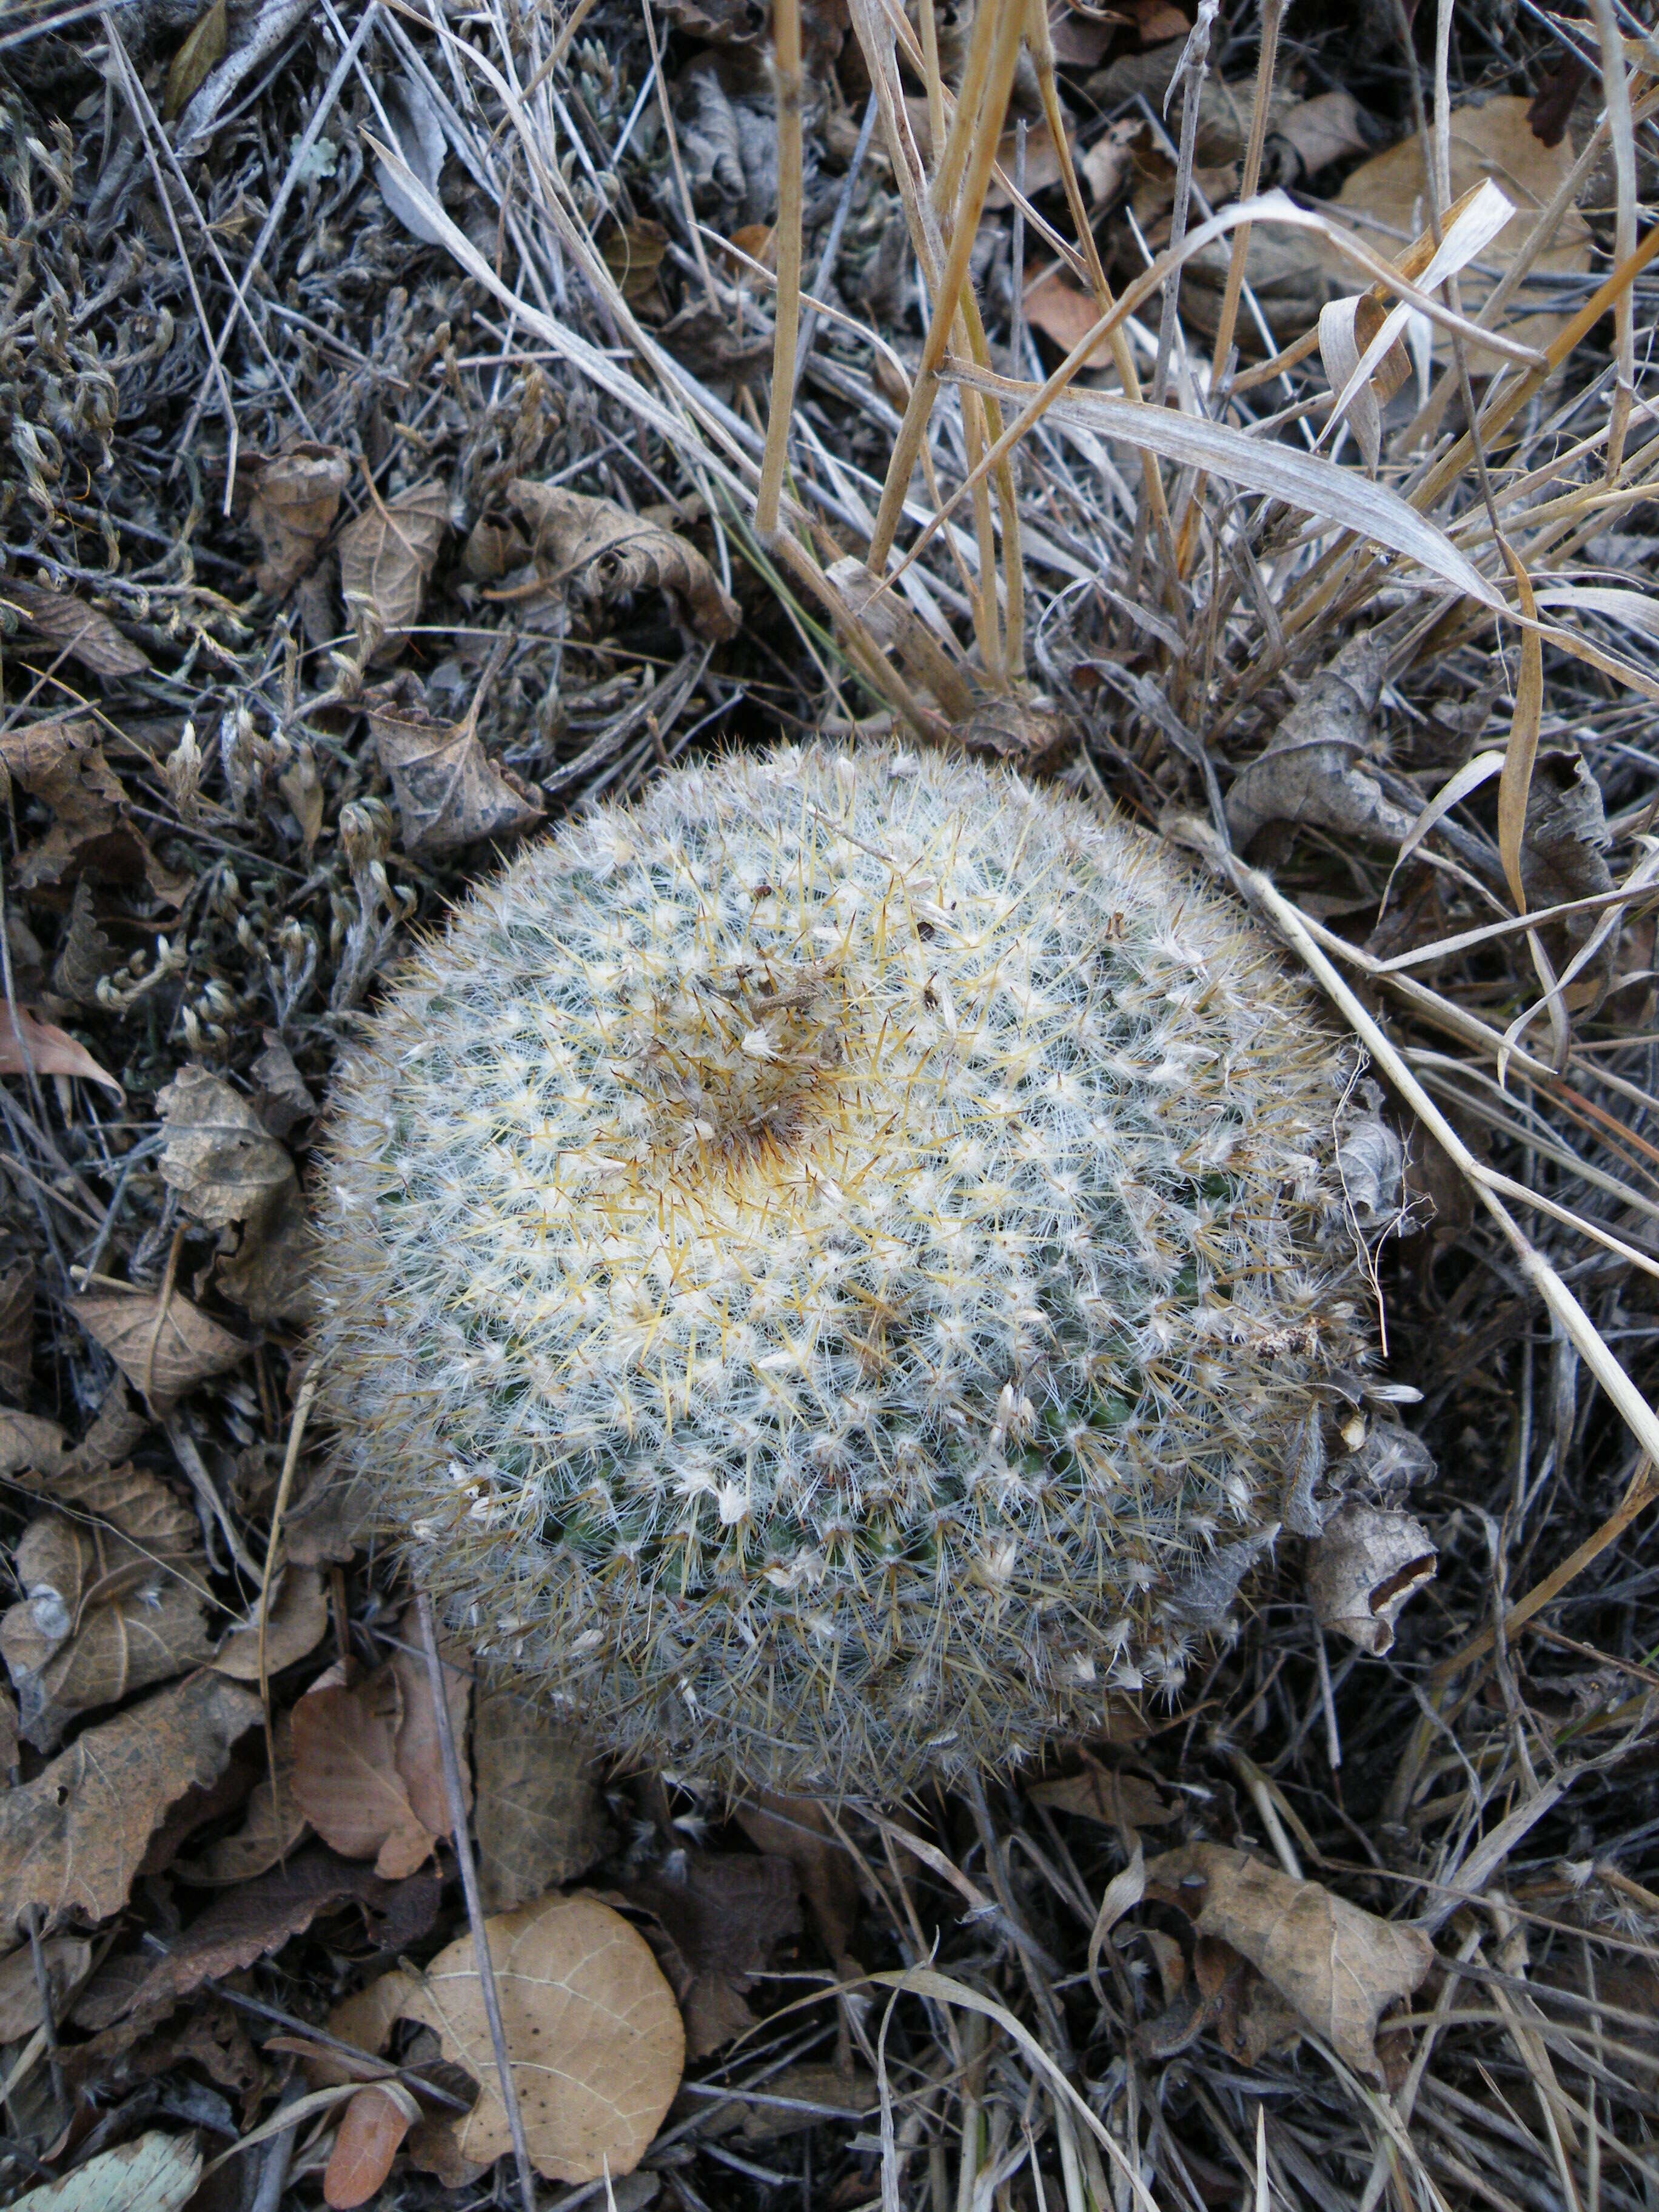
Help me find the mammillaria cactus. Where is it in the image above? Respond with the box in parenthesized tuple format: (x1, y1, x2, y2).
(313, 742, 1372, 1795)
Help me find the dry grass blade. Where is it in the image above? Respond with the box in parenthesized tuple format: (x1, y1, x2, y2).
(953, 368, 1506, 607)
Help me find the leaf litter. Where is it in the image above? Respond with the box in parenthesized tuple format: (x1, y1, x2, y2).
(1, 0, 1658, 2204)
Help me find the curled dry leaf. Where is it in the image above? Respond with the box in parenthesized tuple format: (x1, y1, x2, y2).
(338, 478, 448, 661)
(12, 2130, 203, 2212)
(0, 1934, 91, 2039)
(176, 1709, 309, 1883)
(1308, 1501, 1438, 1656)
(1332, 97, 1593, 370)
(290, 1664, 439, 1879)
(326, 2083, 418, 2208)
(1275, 88, 1372, 176)
(506, 480, 741, 642)
(0, 1671, 262, 1929)
(0, 1407, 65, 1479)
(1517, 743, 1612, 899)
(397, 1891, 685, 2181)
(164, 0, 226, 119)
(1, 1527, 214, 1751)
(0, 1004, 124, 1098)
(387, 1604, 472, 1842)
(116, 1848, 411, 2025)
(249, 1031, 317, 1138)
(215, 1173, 315, 1326)
(732, 1792, 861, 1971)
(213, 1566, 330, 1680)
(0, 1466, 211, 1748)
(1027, 1766, 1181, 1831)
(474, 1684, 607, 1912)
(1145, 1843, 1436, 2081)
(155, 1065, 313, 1324)
(625, 1848, 801, 2059)
(1225, 632, 1406, 849)
(71, 1285, 247, 1404)
(246, 444, 350, 595)
(364, 672, 544, 857)
(1, 575, 149, 678)
(0, 717, 185, 902)
(9, 1457, 200, 1555)
(158, 1065, 295, 1229)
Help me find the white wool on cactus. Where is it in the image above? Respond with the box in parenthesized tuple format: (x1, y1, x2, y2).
(314, 743, 1371, 1794)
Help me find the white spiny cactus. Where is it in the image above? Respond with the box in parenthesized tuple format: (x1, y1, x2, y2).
(314, 743, 1370, 1793)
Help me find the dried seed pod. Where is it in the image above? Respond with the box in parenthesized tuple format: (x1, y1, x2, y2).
(313, 745, 1372, 1794)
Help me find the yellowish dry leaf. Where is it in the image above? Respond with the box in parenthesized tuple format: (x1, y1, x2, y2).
(0, 1671, 262, 1928)
(71, 1286, 247, 1404)
(164, 0, 227, 119)
(1144, 1845, 1436, 2081)
(1333, 98, 1594, 370)
(401, 1892, 685, 2181)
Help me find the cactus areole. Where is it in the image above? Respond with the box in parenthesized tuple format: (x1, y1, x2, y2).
(315, 745, 1370, 1794)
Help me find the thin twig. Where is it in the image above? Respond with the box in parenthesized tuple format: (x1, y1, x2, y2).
(416, 1592, 538, 2212)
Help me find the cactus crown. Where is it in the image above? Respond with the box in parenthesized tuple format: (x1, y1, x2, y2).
(315, 743, 1369, 1794)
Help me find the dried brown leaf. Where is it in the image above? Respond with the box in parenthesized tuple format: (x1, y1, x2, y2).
(0, 717, 186, 902)
(158, 1065, 295, 1229)
(52, 878, 116, 1008)
(3, 1564, 213, 1751)
(1276, 89, 1371, 176)
(326, 2083, 415, 2207)
(0, 1005, 123, 1096)
(71, 1285, 247, 1403)
(215, 1171, 315, 1326)
(0, 1934, 90, 2039)
(176, 1710, 309, 1883)
(164, 0, 226, 118)
(247, 443, 350, 595)
(1332, 98, 1594, 368)
(732, 1792, 860, 1969)
(213, 1567, 329, 1680)
(323, 1968, 424, 2083)
(337, 480, 448, 660)
(1308, 1502, 1438, 1657)
(625, 1848, 800, 2058)
(507, 480, 740, 642)
(118, 1848, 402, 2022)
(249, 1031, 317, 1139)
(152, 1059, 313, 1322)
(1145, 1844, 1436, 2080)
(398, 1891, 685, 2180)
(364, 674, 544, 856)
(1225, 632, 1405, 848)
(0, 1407, 65, 1479)
(0, 1671, 262, 1929)
(11, 1459, 201, 1558)
(474, 1686, 606, 1912)
(1027, 1767, 1181, 1830)
(387, 1610, 471, 1842)
(1, 1487, 212, 1748)
(290, 1666, 437, 1879)
(1, 577, 149, 679)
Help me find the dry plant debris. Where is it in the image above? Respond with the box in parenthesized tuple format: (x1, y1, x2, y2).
(0, 0, 1656, 2202)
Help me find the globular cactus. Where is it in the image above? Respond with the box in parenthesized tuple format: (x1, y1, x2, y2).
(313, 743, 1372, 1795)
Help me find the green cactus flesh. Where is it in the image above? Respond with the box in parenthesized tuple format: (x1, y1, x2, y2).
(315, 743, 1369, 1792)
